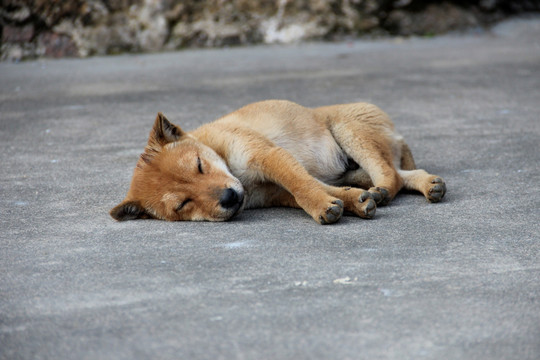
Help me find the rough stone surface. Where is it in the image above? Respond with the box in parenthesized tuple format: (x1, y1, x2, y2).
(0, 16, 539, 360)
(1, 0, 540, 60)
(386, 3, 480, 35)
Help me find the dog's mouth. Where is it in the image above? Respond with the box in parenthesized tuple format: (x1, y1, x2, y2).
(229, 200, 244, 219)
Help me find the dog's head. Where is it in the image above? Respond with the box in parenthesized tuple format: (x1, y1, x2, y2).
(110, 113, 245, 222)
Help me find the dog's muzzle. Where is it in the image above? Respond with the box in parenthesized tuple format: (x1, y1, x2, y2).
(219, 188, 245, 217)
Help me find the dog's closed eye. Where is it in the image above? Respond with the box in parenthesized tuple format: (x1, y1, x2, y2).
(176, 199, 192, 212)
(197, 157, 203, 174)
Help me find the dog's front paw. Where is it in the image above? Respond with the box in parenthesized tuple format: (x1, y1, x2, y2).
(368, 187, 391, 206)
(426, 177, 446, 203)
(317, 199, 344, 225)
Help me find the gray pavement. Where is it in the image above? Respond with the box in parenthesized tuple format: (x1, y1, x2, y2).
(1, 16, 539, 360)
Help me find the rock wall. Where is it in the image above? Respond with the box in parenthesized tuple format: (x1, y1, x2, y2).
(2, 0, 540, 60)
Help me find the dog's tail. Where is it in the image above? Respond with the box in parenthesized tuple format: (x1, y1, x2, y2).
(400, 142, 417, 170)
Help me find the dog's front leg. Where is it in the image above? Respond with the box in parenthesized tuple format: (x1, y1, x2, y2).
(250, 147, 344, 224)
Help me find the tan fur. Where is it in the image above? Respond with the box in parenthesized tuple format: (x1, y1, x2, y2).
(110, 100, 446, 224)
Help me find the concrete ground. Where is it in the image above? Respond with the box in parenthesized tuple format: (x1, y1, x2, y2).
(1, 16, 539, 360)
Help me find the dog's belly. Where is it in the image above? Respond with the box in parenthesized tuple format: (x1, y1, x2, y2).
(232, 102, 350, 184)
(271, 131, 349, 185)
(219, 100, 353, 189)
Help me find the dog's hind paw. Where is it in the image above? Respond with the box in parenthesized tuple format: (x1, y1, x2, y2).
(368, 187, 391, 206)
(426, 177, 446, 203)
(318, 199, 344, 225)
(357, 191, 377, 219)
(337, 189, 376, 220)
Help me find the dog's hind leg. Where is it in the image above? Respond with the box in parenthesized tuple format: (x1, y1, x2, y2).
(397, 142, 446, 202)
(323, 103, 403, 205)
(341, 168, 373, 189)
(398, 170, 447, 203)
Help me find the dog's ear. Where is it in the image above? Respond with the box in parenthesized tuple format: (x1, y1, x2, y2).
(110, 200, 150, 221)
(148, 112, 185, 147)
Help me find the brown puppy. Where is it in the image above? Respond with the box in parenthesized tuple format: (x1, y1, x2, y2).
(111, 100, 446, 224)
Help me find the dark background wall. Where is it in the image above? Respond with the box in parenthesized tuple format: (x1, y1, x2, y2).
(2, 0, 540, 60)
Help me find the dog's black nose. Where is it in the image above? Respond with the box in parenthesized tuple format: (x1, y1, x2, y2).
(219, 188, 243, 209)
